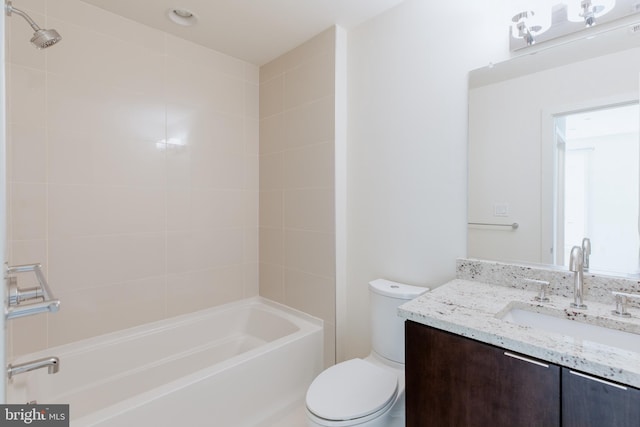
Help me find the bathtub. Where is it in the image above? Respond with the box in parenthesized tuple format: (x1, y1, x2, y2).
(7, 297, 324, 426)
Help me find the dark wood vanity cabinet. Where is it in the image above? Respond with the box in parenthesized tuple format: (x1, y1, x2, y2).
(405, 320, 560, 427)
(562, 368, 640, 427)
(406, 320, 640, 427)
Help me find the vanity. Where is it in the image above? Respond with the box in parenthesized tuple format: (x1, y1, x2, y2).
(399, 259, 640, 427)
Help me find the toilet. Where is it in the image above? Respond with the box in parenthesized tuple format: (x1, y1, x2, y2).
(305, 279, 428, 427)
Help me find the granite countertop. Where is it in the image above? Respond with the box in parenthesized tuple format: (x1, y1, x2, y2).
(399, 278, 640, 388)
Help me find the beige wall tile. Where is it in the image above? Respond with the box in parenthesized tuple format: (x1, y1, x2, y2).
(9, 124, 46, 183)
(259, 75, 284, 119)
(283, 96, 335, 150)
(7, 65, 45, 127)
(11, 182, 46, 240)
(258, 262, 284, 302)
(259, 56, 285, 85)
(258, 26, 336, 363)
(284, 269, 335, 322)
(284, 52, 335, 110)
(189, 189, 245, 231)
(284, 188, 334, 233)
(284, 229, 335, 279)
(166, 265, 245, 317)
(279, 27, 336, 73)
(245, 188, 259, 227)
(244, 227, 259, 264)
(48, 185, 166, 238)
(259, 190, 283, 229)
(259, 152, 284, 191)
(283, 142, 335, 190)
(48, 277, 166, 346)
(46, 18, 166, 94)
(47, 233, 166, 293)
(9, 315, 47, 358)
(259, 227, 283, 266)
(245, 82, 259, 119)
(245, 118, 260, 157)
(244, 262, 259, 297)
(259, 113, 285, 155)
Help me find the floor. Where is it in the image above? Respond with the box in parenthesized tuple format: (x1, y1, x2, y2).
(260, 400, 307, 427)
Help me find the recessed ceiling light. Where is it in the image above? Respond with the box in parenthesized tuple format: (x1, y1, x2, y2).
(167, 8, 198, 26)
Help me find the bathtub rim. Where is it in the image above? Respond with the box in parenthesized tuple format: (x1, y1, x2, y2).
(9, 296, 323, 365)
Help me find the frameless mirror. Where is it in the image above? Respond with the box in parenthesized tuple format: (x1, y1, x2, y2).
(468, 16, 640, 277)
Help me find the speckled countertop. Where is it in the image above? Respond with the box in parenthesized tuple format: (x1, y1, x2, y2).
(399, 260, 640, 388)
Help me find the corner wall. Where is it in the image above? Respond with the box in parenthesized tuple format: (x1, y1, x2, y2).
(259, 27, 338, 366)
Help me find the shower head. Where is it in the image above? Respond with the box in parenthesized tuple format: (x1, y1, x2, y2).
(30, 28, 62, 49)
(5, 0, 62, 49)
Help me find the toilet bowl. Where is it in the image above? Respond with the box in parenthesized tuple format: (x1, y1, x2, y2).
(305, 279, 427, 427)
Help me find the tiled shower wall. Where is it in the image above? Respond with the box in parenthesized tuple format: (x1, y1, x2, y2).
(6, 0, 259, 356)
(259, 28, 337, 366)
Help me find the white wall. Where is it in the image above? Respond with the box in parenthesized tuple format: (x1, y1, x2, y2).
(344, 0, 510, 359)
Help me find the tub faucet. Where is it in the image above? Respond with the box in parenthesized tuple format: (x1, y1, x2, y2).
(582, 237, 591, 271)
(569, 246, 587, 309)
(7, 357, 59, 380)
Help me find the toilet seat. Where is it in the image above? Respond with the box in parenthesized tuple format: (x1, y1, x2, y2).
(306, 358, 399, 423)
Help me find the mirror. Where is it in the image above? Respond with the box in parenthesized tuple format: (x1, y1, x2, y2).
(468, 17, 640, 277)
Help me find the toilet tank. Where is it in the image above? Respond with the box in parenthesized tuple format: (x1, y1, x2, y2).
(369, 279, 428, 364)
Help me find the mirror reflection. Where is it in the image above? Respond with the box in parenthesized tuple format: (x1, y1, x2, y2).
(554, 103, 639, 273)
(468, 22, 640, 276)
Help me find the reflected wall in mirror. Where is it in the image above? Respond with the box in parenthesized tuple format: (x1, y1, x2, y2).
(553, 103, 639, 273)
(468, 22, 640, 277)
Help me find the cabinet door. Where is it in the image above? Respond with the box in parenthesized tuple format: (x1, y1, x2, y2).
(405, 321, 560, 427)
(562, 368, 640, 427)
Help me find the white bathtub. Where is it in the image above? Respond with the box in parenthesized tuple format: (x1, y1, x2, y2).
(7, 297, 324, 426)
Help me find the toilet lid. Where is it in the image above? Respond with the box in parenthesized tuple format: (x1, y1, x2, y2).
(306, 359, 398, 421)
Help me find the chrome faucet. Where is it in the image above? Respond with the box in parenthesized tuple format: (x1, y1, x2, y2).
(7, 357, 59, 379)
(569, 246, 587, 309)
(581, 237, 591, 271)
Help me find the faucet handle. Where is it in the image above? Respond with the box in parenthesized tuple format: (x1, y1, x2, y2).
(611, 291, 640, 318)
(524, 279, 550, 302)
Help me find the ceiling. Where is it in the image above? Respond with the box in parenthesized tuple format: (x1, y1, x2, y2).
(80, 0, 406, 65)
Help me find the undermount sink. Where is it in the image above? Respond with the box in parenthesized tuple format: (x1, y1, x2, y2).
(500, 307, 640, 354)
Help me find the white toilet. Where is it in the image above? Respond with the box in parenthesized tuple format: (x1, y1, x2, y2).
(305, 279, 428, 427)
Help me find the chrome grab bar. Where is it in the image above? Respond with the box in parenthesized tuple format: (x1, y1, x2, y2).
(468, 222, 519, 229)
(5, 263, 60, 320)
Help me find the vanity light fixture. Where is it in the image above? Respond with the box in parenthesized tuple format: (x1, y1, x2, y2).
(567, 0, 616, 26)
(511, 11, 545, 46)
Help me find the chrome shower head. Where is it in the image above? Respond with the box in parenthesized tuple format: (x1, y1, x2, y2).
(31, 28, 62, 49)
(5, 0, 62, 49)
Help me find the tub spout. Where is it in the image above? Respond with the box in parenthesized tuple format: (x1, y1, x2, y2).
(8, 356, 59, 379)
